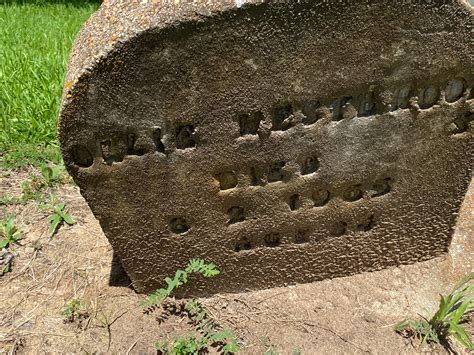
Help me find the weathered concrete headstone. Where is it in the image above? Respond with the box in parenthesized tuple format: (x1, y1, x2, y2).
(59, 0, 473, 295)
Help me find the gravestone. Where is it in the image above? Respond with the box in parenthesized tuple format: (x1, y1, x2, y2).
(59, 0, 473, 295)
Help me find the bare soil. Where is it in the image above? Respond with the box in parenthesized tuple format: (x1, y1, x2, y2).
(0, 168, 472, 354)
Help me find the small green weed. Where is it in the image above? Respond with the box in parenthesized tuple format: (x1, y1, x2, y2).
(0, 195, 25, 207)
(97, 310, 113, 350)
(42, 194, 74, 237)
(26, 163, 67, 193)
(93, 310, 127, 350)
(61, 298, 89, 323)
(1, 260, 12, 275)
(39, 164, 67, 186)
(155, 334, 205, 355)
(20, 179, 44, 203)
(0, 213, 21, 274)
(0, 213, 22, 249)
(2, 163, 69, 207)
(155, 333, 210, 355)
(395, 272, 474, 350)
(142, 259, 220, 309)
(144, 259, 240, 354)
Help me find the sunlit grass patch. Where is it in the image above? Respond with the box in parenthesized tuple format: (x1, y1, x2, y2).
(0, 0, 98, 168)
(1, 143, 62, 169)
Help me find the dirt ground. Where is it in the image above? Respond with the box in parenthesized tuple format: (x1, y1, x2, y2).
(0, 168, 472, 354)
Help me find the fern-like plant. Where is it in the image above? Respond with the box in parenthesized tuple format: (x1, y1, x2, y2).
(184, 299, 239, 354)
(142, 259, 220, 309)
(143, 259, 240, 354)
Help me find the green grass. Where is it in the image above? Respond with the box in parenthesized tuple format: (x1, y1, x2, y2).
(1, 143, 62, 168)
(0, 0, 99, 168)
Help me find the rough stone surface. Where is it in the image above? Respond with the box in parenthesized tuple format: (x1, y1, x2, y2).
(59, 0, 474, 295)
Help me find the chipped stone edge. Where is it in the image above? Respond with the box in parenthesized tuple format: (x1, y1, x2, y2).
(58, 0, 265, 124)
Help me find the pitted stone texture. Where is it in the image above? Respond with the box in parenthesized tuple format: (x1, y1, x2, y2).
(59, 0, 474, 295)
